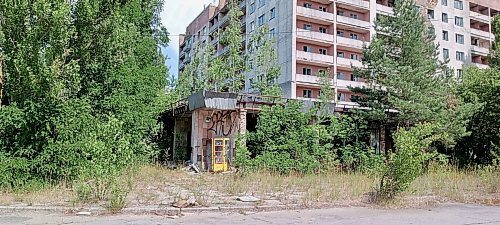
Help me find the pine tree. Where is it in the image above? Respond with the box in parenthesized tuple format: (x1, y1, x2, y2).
(351, 0, 474, 146)
(350, 0, 476, 198)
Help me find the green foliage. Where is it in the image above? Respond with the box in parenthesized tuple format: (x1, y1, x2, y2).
(247, 25, 281, 96)
(351, 0, 475, 147)
(454, 67, 500, 165)
(245, 101, 338, 174)
(379, 123, 438, 199)
(339, 145, 385, 175)
(488, 16, 500, 68)
(0, 0, 168, 189)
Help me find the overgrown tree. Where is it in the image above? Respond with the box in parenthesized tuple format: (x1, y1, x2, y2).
(247, 25, 281, 96)
(0, 0, 169, 187)
(350, 0, 475, 198)
(455, 67, 500, 166)
(219, 0, 246, 92)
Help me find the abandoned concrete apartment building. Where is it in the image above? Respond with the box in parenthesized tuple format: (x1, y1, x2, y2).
(164, 0, 499, 172)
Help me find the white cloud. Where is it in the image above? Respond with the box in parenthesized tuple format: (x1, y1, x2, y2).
(161, 0, 216, 77)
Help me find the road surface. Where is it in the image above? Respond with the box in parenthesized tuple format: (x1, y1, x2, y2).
(1, 204, 499, 225)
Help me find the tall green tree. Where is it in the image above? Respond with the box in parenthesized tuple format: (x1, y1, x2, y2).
(247, 25, 281, 96)
(351, 0, 474, 146)
(350, 0, 475, 198)
(71, 0, 169, 154)
(455, 16, 500, 166)
(456, 67, 500, 165)
(219, 0, 246, 92)
(0, 0, 168, 186)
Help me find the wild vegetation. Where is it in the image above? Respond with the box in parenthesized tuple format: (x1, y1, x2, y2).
(0, 0, 169, 207)
(0, 0, 498, 211)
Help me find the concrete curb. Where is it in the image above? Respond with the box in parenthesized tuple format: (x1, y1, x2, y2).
(0, 203, 346, 215)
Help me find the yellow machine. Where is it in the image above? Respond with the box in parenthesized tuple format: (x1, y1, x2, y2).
(211, 138, 229, 172)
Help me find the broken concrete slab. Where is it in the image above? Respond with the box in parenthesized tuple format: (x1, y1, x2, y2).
(236, 196, 261, 202)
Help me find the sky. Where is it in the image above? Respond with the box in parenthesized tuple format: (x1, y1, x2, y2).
(161, 0, 216, 79)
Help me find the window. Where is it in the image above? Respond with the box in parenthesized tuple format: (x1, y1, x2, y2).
(456, 34, 464, 44)
(259, 0, 265, 8)
(442, 30, 449, 41)
(258, 15, 265, 26)
(270, 8, 276, 20)
(304, 3, 312, 8)
(443, 48, 449, 59)
(270, 28, 276, 38)
(337, 10, 344, 16)
(441, 0, 447, 6)
(250, 21, 255, 32)
(442, 13, 448, 23)
(250, 3, 256, 14)
(337, 31, 345, 37)
(338, 93, 346, 101)
(351, 54, 358, 60)
(455, 16, 463, 27)
(319, 27, 327, 33)
(427, 9, 434, 19)
(350, 13, 358, 19)
(337, 72, 345, 80)
(457, 69, 463, 78)
(350, 33, 358, 40)
(456, 51, 465, 61)
(337, 51, 345, 58)
(303, 46, 312, 52)
(303, 68, 312, 75)
(303, 89, 312, 98)
(454, 0, 463, 10)
(304, 24, 312, 30)
(351, 74, 358, 81)
(319, 6, 327, 12)
(319, 48, 327, 55)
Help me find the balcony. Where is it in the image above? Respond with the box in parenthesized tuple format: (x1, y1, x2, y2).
(337, 36, 366, 49)
(473, 63, 489, 69)
(336, 15, 370, 29)
(471, 45, 489, 56)
(471, 28, 491, 39)
(296, 74, 334, 85)
(337, 0, 369, 9)
(209, 23, 219, 34)
(470, 11, 490, 23)
(239, 0, 246, 9)
(179, 63, 185, 71)
(337, 57, 363, 68)
(296, 28, 334, 44)
(297, 6, 334, 22)
(376, 4, 393, 15)
(336, 79, 366, 89)
(219, 15, 229, 27)
(296, 50, 334, 65)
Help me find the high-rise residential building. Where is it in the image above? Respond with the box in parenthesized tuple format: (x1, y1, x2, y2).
(179, 0, 499, 105)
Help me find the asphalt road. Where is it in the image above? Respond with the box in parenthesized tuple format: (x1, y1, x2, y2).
(1, 204, 499, 225)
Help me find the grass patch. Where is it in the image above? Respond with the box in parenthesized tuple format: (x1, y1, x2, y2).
(0, 165, 498, 209)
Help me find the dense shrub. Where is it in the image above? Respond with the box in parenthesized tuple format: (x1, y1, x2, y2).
(245, 101, 337, 174)
(378, 123, 437, 199)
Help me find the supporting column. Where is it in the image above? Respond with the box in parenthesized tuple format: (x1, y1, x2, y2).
(238, 108, 247, 137)
(191, 110, 200, 164)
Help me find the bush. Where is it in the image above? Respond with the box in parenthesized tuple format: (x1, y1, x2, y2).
(245, 101, 338, 174)
(378, 123, 437, 199)
(339, 144, 385, 175)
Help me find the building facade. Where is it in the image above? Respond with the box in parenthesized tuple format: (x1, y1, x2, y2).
(179, 0, 499, 105)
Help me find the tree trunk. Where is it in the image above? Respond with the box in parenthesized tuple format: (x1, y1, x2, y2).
(0, 56, 3, 109)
